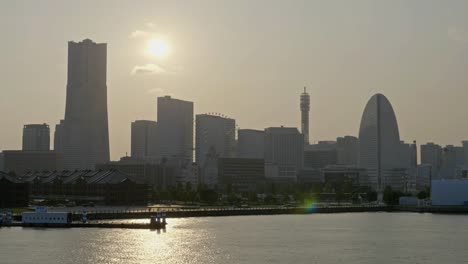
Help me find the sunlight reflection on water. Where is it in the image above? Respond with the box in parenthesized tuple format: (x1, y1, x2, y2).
(1, 214, 468, 264)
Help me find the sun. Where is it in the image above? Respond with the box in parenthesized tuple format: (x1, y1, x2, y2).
(147, 39, 170, 58)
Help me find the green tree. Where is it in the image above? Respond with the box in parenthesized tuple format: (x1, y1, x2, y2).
(200, 189, 219, 204)
(367, 191, 378, 202)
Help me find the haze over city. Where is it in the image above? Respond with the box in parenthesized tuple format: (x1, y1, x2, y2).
(2, 0, 468, 160)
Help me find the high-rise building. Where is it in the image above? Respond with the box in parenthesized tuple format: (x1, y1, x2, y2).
(336, 136, 358, 166)
(264, 127, 304, 181)
(55, 39, 109, 169)
(358, 94, 404, 191)
(300, 87, 310, 145)
(237, 129, 265, 159)
(131, 120, 158, 161)
(22, 124, 50, 151)
(195, 114, 236, 166)
(420, 142, 442, 178)
(155, 96, 194, 162)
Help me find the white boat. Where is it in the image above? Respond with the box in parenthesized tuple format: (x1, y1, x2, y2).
(22, 207, 72, 226)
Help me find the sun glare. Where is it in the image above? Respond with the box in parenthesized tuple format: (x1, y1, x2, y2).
(148, 39, 170, 58)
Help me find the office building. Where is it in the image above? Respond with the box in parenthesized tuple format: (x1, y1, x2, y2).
(421, 142, 442, 179)
(0, 150, 62, 175)
(195, 114, 236, 166)
(218, 158, 265, 193)
(22, 124, 50, 151)
(237, 129, 265, 159)
(264, 127, 303, 181)
(439, 145, 464, 179)
(54, 39, 110, 169)
(156, 96, 194, 162)
(304, 141, 338, 169)
(336, 136, 358, 166)
(131, 120, 158, 161)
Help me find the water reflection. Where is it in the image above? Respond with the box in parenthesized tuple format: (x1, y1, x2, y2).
(1, 214, 468, 264)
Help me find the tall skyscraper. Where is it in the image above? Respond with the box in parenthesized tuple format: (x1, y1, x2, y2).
(358, 93, 403, 191)
(300, 87, 310, 145)
(156, 96, 194, 162)
(55, 39, 110, 169)
(22, 124, 50, 151)
(237, 129, 265, 159)
(195, 114, 236, 166)
(131, 120, 158, 161)
(264, 127, 304, 180)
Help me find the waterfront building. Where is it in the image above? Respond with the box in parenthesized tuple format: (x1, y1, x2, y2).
(22, 124, 50, 151)
(195, 114, 236, 166)
(264, 127, 303, 181)
(431, 179, 468, 206)
(218, 158, 265, 193)
(155, 96, 194, 162)
(20, 169, 148, 205)
(131, 120, 158, 162)
(300, 87, 310, 145)
(54, 39, 110, 169)
(0, 150, 62, 174)
(358, 93, 404, 191)
(237, 129, 265, 159)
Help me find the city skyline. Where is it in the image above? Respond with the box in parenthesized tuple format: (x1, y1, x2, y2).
(2, 1, 468, 160)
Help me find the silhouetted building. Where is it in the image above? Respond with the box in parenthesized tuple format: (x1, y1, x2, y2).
(336, 136, 358, 166)
(264, 127, 303, 181)
(0, 150, 62, 175)
(0, 171, 29, 207)
(55, 39, 110, 169)
(322, 165, 364, 190)
(20, 169, 147, 205)
(439, 145, 464, 179)
(218, 158, 265, 193)
(201, 147, 219, 188)
(416, 164, 431, 191)
(196, 114, 236, 166)
(304, 141, 338, 169)
(131, 120, 158, 162)
(421, 142, 442, 179)
(22, 124, 50, 151)
(358, 94, 404, 191)
(237, 129, 265, 159)
(155, 96, 194, 162)
(300, 87, 310, 144)
(96, 156, 175, 190)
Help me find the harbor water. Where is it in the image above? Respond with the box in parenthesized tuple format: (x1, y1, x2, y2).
(1, 212, 468, 264)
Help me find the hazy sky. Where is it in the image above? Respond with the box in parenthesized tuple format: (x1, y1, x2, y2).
(1, 0, 468, 160)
